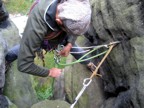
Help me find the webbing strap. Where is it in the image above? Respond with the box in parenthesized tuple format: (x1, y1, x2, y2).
(70, 43, 116, 108)
(90, 44, 114, 79)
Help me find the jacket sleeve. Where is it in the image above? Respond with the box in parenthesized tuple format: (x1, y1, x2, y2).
(67, 34, 78, 45)
(17, 11, 49, 77)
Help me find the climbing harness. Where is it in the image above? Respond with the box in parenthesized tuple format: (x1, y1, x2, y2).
(54, 41, 120, 108)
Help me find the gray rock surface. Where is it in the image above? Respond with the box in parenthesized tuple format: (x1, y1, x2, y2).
(63, 0, 144, 108)
(88, 0, 144, 108)
(31, 100, 70, 108)
(0, 18, 38, 108)
(1, 0, 144, 108)
(63, 37, 104, 108)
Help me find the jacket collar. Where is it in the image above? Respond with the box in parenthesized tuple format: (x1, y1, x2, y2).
(44, 0, 60, 31)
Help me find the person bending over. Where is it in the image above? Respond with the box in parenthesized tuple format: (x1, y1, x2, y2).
(6, 0, 96, 78)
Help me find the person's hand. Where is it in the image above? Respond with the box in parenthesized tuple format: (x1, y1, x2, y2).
(49, 68, 62, 78)
(59, 43, 72, 57)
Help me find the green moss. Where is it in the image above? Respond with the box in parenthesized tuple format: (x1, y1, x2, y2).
(9, 104, 18, 108)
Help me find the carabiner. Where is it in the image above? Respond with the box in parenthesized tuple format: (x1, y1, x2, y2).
(83, 78, 92, 87)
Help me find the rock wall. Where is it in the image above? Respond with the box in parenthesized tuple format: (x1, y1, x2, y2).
(1, 0, 144, 108)
(90, 0, 144, 108)
(1, 18, 38, 108)
(63, 0, 144, 108)
(63, 37, 105, 108)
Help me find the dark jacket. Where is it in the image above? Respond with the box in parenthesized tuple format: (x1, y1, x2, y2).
(17, 0, 77, 77)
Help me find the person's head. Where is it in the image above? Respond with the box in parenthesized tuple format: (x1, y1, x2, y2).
(56, 0, 91, 35)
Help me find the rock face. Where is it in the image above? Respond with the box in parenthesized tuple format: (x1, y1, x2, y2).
(1, 0, 144, 108)
(4, 61, 38, 108)
(31, 100, 70, 108)
(63, 0, 144, 108)
(0, 18, 38, 108)
(62, 37, 105, 108)
(89, 0, 144, 108)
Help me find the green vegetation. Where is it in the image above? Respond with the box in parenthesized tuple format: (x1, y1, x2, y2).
(4, 0, 34, 14)
(34, 51, 66, 100)
(32, 75, 55, 100)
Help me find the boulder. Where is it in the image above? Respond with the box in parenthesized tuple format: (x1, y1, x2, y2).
(0, 13, 38, 108)
(4, 61, 38, 108)
(88, 0, 144, 108)
(6, 97, 18, 108)
(63, 37, 105, 108)
(31, 100, 70, 108)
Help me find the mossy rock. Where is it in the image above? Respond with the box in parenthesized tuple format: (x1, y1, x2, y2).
(9, 104, 17, 108)
(31, 100, 70, 108)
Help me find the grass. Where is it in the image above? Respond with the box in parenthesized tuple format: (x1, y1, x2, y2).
(4, 0, 34, 14)
(34, 51, 66, 100)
